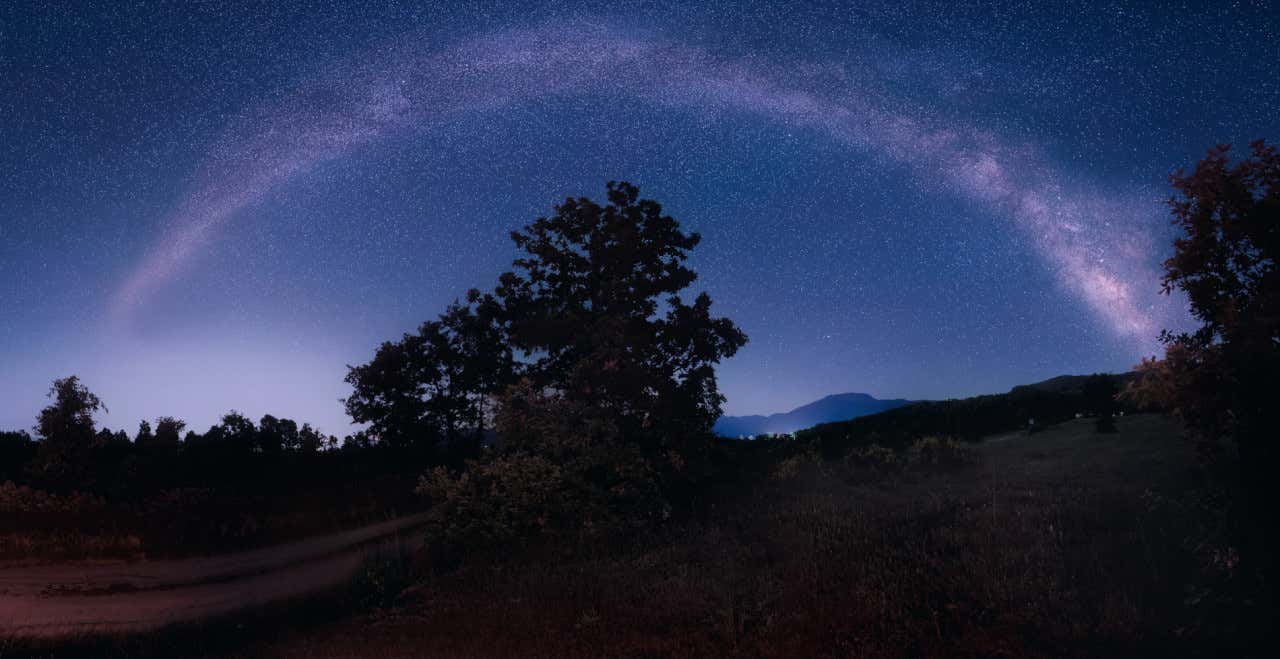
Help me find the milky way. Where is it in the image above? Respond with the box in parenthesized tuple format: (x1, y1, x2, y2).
(111, 22, 1174, 344)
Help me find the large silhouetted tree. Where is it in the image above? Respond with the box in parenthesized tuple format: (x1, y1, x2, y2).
(496, 181, 747, 445)
(1131, 140, 1279, 570)
(412, 183, 747, 546)
(349, 181, 747, 450)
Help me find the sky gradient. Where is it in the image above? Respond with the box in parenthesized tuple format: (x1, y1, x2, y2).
(2, 1, 1277, 436)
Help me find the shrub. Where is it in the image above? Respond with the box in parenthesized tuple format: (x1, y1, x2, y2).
(909, 436, 971, 467)
(771, 453, 816, 481)
(417, 454, 566, 551)
(139, 488, 263, 552)
(350, 543, 412, 610)
(0, 481, 106, 515)
(417, 382, 673, 563)
(845, 444, 902, 473)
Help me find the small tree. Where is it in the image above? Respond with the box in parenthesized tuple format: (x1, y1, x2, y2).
(134, 419, 154, 446)
(257, 414, 297, 455)
(27, 376, 105, 491)
(1082, 374, 1119, 433)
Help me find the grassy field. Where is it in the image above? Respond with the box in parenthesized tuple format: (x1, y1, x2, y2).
(168, 413, 1257, 659)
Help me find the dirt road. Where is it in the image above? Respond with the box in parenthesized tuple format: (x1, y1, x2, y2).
(0, 512, 430, 640)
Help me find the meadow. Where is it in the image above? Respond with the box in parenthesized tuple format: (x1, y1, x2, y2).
(128, 414, 1257, 658)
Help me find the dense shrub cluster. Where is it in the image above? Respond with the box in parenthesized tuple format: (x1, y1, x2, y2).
(845, 444, 902, 473)
(909, 436, 971, 467)
(417, 382, 673, 557)
(0, 480, 105, 515)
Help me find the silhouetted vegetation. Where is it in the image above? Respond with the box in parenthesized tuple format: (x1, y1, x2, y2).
(1084, 374, 1120, 432)
(792, 372, 1135, 460)
(220, 417, 1262, 659)
(344, 182, 747, 557)
(3, 173, 1276, 656)
(1126, 139, 1280, 592)
(0, 378, 419, 559)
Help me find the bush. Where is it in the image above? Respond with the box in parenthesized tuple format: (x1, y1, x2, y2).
(417, 454, 566, 552)
(845, 444, 902, 473)
(0, 481, 106, 515)
(350, 543, 412, 610)
(909, 436, 971, 467)
(416, 383, 673, 564)
(139, 488, 263, 552)
(771, 453, 817, 481)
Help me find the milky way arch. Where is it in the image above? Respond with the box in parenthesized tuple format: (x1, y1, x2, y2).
(111, 22, 1174, 345)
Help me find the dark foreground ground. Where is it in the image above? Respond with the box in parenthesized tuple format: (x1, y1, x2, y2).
(9, 415, 1271, 658)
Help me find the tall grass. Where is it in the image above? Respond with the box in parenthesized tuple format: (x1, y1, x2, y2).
(222, 415, 1266, 658)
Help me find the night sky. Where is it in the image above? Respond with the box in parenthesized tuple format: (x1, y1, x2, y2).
(2, 1, 1276, 436)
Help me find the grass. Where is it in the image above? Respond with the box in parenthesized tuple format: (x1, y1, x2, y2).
(4, 415, 1264, 658)
(190, 414, 1263, 658)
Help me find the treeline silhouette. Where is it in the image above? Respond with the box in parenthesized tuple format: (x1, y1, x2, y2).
(794, 373, 1132, 459)
(1, 182, 748, 557)
(3, 376, 415, 500)
(1, 377, 424, 555)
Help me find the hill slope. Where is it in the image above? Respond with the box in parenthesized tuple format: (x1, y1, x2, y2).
(714, 393, 911, 437)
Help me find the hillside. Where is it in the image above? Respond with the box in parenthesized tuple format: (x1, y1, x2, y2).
(221, 414, 1262, 658)
(794, 372, 1135, 456)
(714, 393, 912, 437)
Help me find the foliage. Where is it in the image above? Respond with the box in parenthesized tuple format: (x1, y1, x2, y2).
(1151, 141, 1279, 445)
(342, 183, 746, 553)
(417, 453, 566, 553)
(345, 289, 513, 453)
(350, 544, 413, 610)
(909, 436, 971, 467)
(796, 373, 1135, 458)
(418, 380, 671, 558)
(770, 454, 805, 481)
(1131, 140, 1280, 571)
(0, 373, 412, 560)
(26, 376, 106, 491)
(0, 480, 106, 515)
(1083, 374, 1119, 432)
(844, 444, 902, 473)
(496, 181, 747, 443)
(238, 415, 1271, 659)
(0, 430, 36, 483)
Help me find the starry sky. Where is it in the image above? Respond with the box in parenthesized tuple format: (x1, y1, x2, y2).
(2, 1, 1277, 436)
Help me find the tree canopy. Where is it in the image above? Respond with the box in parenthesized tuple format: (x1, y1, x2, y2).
(1133, 140, 1278, 451)
(497, 181, 747, 442)
(345, 182, 747, 455)
(1129, 140, 1279, 573)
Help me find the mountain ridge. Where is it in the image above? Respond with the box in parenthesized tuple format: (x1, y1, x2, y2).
(714, 392, 912, 437)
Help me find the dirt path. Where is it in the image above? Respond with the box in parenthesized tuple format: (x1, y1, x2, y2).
(0, 512, 430, 640)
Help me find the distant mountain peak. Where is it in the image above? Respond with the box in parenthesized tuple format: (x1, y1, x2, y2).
(714, 392, 911, 438)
